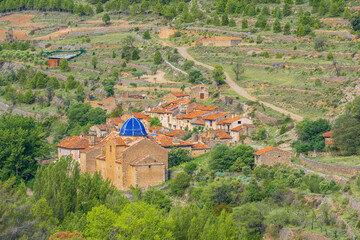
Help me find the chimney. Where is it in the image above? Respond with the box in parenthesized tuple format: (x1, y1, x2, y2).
(79, 132, 84, 139)
(89, 131, 96, 146)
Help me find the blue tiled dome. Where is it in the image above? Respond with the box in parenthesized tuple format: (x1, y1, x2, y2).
(119, 117, 148, 136)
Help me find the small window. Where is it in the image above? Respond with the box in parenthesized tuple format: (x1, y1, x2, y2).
(110, 146, 112, 152)
(149, 165, 151, 168)
(238, 121, 242, 124)
(278, 155, 281, 157)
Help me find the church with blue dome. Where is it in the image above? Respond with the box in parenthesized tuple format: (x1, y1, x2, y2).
(119, 117, 148, 136)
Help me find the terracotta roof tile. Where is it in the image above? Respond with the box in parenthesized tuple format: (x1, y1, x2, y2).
(152, 134, 192, 147)
(56, 136, 89, 149)
(98, 97, 115, 105)
(149, 126, 163, 132)
(81, 132, 118, 153)
(165, 129, 184, 137)
(322, 131, 332, 138)
(218, 116, 244, 125)
(132, 112, 151, 122)
(191, 118, 205, 125)
(106, 118, 124, 125)
(253, 146, 292, 155)
(171, 92, 189, 97)
(194, 105, 218, 111)
(111, 136, 126, 146)
(216, 132, 232, 139)
(169, 98, 191, 105)
(192, 142, 210, 149)
(177, 111, 209, 119)
(94, 124, 107, 131)
(230, 123, 254, 132)
(203, 112, 228, 120)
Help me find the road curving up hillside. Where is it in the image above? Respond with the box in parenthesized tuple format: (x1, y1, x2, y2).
(177, 47, 304, 122)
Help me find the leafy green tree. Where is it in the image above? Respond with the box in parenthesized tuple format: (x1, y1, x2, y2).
(326, 51, 334, 60)
(168, 147, 192, 167)
(132, 70, 147, 80)
(143, 30, 151, 39)
(183, 60, 195, 71)
(85, 205, 118, 239)
(184, 162, 197, 176)
(212, 65, 226, 85)
(102, 13, 111, 24)
(283, 22, 291, 35)
(59, 58, 70, 72)
(232, 202, 264, 238)
(143, 188, 172, 211)
(232, 62, 244, 81)
(154, 50, 162, 64)
(266, 209, 289, 234)
(149, 117, 162, 127)
(96, 2, 103, 14)
(209, 144, 236, 171)
(273, 18, 282, 33)
(0, 115, 50, 182)
(171, 172, 191, 196)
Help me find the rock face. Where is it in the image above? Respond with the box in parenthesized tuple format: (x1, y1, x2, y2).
(254, 110, 277, 125)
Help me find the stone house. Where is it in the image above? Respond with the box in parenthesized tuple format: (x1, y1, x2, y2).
(176, 110, 211, 130)
(203, 112, 231, 130)
(322, 131, 333, 147)
(230, 124, 256, 144)
(150, 134, 193, 152)
(80, 118, 168, 190)
(56, 133, 98, 162)
(191, 142, 211, 157)
(217, 116, 253, 132)
(165, 129, 188, 140)
(97, 97, 117, 113)
(90, 124, 107, 138)
(163, 92, 189, 103)
(253, 146, 292, 166)
(106, 117, 124, 132)
(200, 130, 233, 147)
(190, 84, 210, 100)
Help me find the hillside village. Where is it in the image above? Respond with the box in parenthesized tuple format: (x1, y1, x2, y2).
(2, 0, 360, 239)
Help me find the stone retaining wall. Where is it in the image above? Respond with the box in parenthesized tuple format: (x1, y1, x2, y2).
(299, 154, 360, 176)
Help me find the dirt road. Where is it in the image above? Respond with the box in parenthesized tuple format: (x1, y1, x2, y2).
(177, 47, 304, 121)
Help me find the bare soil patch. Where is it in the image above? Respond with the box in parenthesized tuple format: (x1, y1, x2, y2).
(141, 70, 176, 84)
(159, 28, 177, 39)
(320, 18, 350, 25)
(0, 14, 42, 28)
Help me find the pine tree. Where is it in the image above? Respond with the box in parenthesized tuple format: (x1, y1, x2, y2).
(221, 13, 229, 25)
(242, 18, 248, 29)
(326, 51, 334, 60)
(342, 8, 351, 19)
(143, 30, 151, 39)
(284, 22, 291, 35)
(154, 51, 162, 65)
(296, 24, 306, 37)
(229, 18, 236, 27)
(273, 18, 282, 33)
(283, 3, 292, 16)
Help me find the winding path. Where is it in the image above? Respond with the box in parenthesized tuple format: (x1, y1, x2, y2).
(177, 47, 304, 121)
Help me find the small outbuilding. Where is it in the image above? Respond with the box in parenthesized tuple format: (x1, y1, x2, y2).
(253, 146, 292, 166)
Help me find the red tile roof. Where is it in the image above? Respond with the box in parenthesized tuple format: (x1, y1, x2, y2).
(177, 111, 209, 119)
(194, 105, 218, 111)
(253, 146, 291, 155)
(98, 97, 115, 105)
(81, 132, 118, 153)
(203, 112, 228, 120)
(191, 118, 205, 125)
(218, 116, 244, 125)
(165, 129, 184, 137)
(94, 124, 107, 131)
(152, 134, 192, 147)
(169, 98, 191, 105)
(192, 142, 210, 149)
(322, 131, 332, 138)
(230, 124, 254, 132)
(149, 126, 163, 132)
(132, 112, 151, 122)
(171, 92, 189, 97)
(112, 136, 126, 146)
(57, 136, 89, 149)
(216, 132, 232, 139)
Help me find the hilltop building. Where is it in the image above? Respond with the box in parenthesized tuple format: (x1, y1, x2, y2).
(190, 84, 210, 100)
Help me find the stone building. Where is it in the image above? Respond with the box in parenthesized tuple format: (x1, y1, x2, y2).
(163, 92, 189, 103)
(84, 97, 118, 114)
(79, 118, 168, 190)
(203, 112, 232, 130)
(56, 133, 94, 162)
(191, 142, 211, 157)
(230, 124, 256, 144)
(253, 146, 292, 166)
(217, 116, 253, 132)
(190, 84, 210, 100)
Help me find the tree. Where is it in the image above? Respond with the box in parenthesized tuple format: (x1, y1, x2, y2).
(242, 18, 248, 29)
(23, 89, 35, 104)
(232, 203, 264, 238)
(154, 51, 162, 65)
(91, 56, 98, 69)
(342, 8, 351, 19)
(283, 3, 292, 16)
(296, 24, 306, 37)
(221, 13, 229, 25)
(266, 209, 289, 234)
(171, 172, 191, 196)
(283, 22, 291, 35)
(183, 60, 195, 71)
(59, 58, 70, 72)
(102, 13, 110, 24)
(112, 50, 116, 58)
(184, 162, 197, 176)
(212, 65, 226, 85)
(143, 30, 151, 39)
(143, 188, 172, 211)
(96, 2, 103, 13)
(232, 62, 244, 81)
(314, 36, 327, 51)
(132, 70, 147, 80)
(209, 144, 236, 171)
(273, 18, 282, 33)
(85, 205, 118, 239)
(168, 147, 192, 167)
(149, 117, 161, 127)
(0, 115, 50, 183)
(326, 51, 334, 60)
(229, 18, 236, 27)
